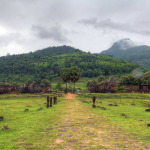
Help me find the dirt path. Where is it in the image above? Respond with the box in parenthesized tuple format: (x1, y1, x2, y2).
(15, 94, 149, 149)
(47, 94, 149, 150)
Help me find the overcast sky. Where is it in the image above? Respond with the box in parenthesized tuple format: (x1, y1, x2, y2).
(0, 0, 150, 56)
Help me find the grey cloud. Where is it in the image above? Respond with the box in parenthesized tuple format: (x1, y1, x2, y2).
(32, 25, 69, 43)
(79, 18, 150, 36)
(79, 18, 125, 29)
(1, 0, 150, 55)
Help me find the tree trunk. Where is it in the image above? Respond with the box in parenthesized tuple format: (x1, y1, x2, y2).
(74, 82, 75, 93)
(65, 82, 68, 93)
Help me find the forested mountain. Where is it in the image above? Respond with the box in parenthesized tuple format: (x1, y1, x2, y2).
(0, 45, 138, 85)
(101, 39, 150, 68)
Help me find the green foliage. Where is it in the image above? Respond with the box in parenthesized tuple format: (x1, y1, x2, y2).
(70, 66, 81, 83)
(60, 68, 71, 83)
(119, 74, 138, 85)
(97, 75, 106, 83)
(60, 66, 81, 92)
(55, 81, 63, 90)
(87, 79, 98, 87)
(141, 72, 150, 84)
(119, 71, 150, 85)
(117, 86, 127, 93)
(0, 46, 138, 85)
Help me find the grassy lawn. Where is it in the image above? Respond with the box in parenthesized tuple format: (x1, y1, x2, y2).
(0, 93, 150, 149)
(0, 95, 65, 150)
(78, 93, 150, 143)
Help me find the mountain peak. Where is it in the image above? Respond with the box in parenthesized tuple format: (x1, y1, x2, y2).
(111, 38, 136, 50)
(100, 38, 150, 68)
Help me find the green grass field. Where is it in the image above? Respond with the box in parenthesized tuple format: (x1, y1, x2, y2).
(78, 93, 150, 142)
(0, 95, 65, 150)
(0, 93, 150, 149)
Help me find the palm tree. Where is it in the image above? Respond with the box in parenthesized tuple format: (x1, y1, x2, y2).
(70, 66, 81, 93)
(60, 68, 70, 93)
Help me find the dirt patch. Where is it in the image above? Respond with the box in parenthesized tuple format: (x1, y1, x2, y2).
(65, 148, 75, 150)
(42, 93, 150, 149)
(87, 133, 94, 136)
(79, 144, 88, 148)
(48, 145, 56, 148)
(65, 93, 76, 100)
(82, 139, 90, 143)
(55, 138, 64, 144)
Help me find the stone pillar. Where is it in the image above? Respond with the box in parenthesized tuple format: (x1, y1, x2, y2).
(0, 116, 4, 121)
(47, 96, 50, 108)
(49, 96, 53, 107)
(53, 96, 57, 104)
(92, 96, 96, 108)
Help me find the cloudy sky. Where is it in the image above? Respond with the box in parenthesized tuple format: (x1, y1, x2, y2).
(0, 0, 150, 56)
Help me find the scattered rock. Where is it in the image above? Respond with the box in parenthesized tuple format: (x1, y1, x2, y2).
(109, 104, 113, 106)
(3, 126, 9, 130)
(46, 128, 53, 131)
(57, 133, 64, 136)
(82, 101, 89, 104)
(37, 107, 43, 111)
(87, 133, 94, 135)
(24, 109, 29, 112)
(0, 116, 4, 121)
(121, 114, 129, 118)
(92, 104, 96, 108)
(79, 144, 88, 148)
(145, 109, 150, 112)
(89, 118, 93, 119)
(109, 104, 118, 106)
(145, 104, 150, 107)
(67, 139, 78, 143)
(97, 106, 106, 110)
(147, 124, 150, 127)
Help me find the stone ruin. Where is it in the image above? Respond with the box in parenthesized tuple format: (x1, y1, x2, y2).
(19, 81, 51, 94)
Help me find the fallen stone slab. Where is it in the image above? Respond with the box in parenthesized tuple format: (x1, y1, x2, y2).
(0, 116, 4, 121)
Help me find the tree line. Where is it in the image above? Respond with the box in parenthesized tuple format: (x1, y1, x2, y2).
(0, 46, 139, 86)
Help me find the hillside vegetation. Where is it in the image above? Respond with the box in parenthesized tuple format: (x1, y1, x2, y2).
(0, 45, 138, 85)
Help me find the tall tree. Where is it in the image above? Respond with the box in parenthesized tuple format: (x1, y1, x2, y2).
(60, 68, 71, 93)
(70, 66, 81, 93)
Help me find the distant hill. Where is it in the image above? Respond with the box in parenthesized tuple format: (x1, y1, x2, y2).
(0, 45, 138, 85)
(101, 38, 150, 68)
